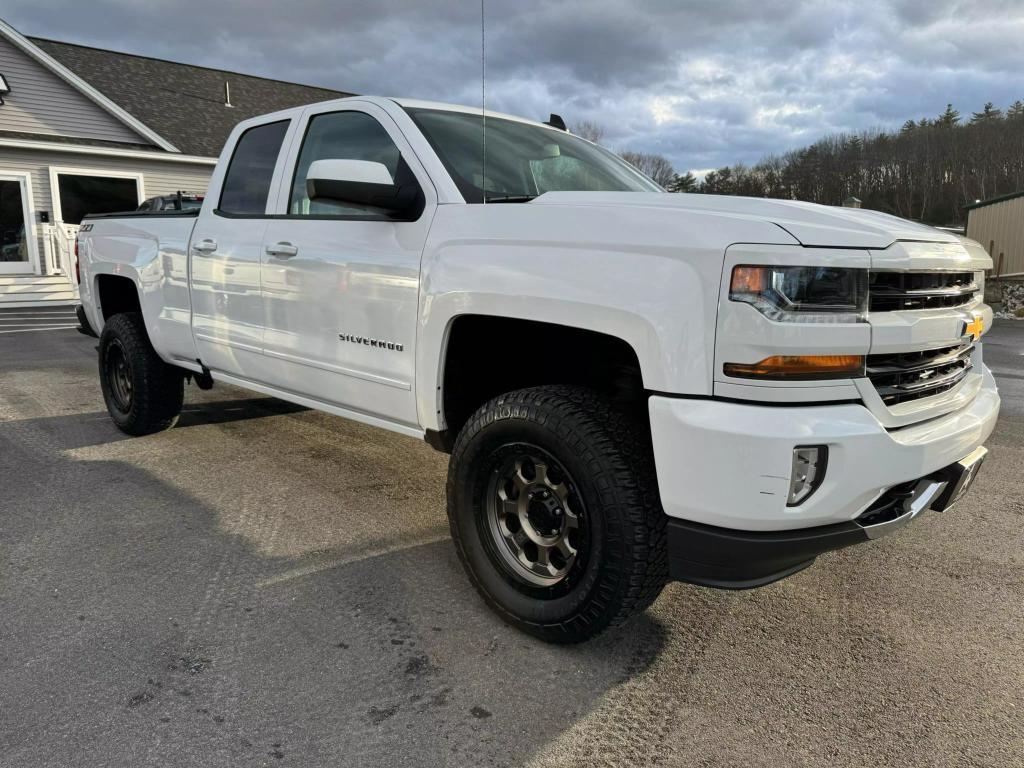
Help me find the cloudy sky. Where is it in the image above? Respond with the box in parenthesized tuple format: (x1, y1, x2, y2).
(5, 1, 1023, 174)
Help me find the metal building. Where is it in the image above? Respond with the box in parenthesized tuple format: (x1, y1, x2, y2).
(965, 191, 1024, 277)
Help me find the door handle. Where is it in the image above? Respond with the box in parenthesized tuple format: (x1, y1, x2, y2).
(192, 238, 217, 254)
(266, 242, 299, 259)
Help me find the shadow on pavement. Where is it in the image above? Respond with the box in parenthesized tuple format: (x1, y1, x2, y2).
(5, 325, 1022, 767)
(0, 404, 669, 768)
(178, 397, 310, 428)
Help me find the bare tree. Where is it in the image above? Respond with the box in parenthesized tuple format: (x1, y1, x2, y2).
(572, 120, 606, 145)
(619, 151, 676, 188)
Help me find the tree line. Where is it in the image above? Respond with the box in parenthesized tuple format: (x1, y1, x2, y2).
(573, 120, 684, 190)
(581, 100, 1024, 225)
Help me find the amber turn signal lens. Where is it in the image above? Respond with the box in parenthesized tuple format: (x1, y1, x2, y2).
(724, 355, 865, 380)
(729, 265, 769, 295)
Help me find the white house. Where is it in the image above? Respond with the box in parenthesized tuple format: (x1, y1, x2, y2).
(0, 18, 348, 307)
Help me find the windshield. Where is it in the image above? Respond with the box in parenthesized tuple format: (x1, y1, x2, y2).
(404, 107, 664, 202)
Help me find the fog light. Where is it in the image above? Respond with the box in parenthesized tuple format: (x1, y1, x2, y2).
(788, 446, 827, 506)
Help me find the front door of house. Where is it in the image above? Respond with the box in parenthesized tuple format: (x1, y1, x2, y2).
(0, 174, 36, 275)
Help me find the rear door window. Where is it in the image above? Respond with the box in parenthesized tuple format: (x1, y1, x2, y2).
(218, 120, 290, 215)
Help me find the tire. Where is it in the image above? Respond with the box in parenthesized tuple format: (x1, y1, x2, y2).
(75, 304, 97, 338)
(447, 385, 668, 643)
(98, 312, 184, 436)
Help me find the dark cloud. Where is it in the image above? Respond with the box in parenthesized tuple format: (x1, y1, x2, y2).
(4, 0, 1022, 173)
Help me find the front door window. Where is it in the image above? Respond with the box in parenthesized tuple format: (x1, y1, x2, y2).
(288, 110, 402, 216)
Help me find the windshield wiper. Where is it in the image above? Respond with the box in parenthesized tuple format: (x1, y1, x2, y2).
(484, 194, 537, 203)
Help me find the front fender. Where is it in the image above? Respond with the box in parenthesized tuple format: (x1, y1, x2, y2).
(418, 293, 666, 430)
(415, 204, 796, 430)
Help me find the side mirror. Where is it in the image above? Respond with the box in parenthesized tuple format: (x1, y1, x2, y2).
(306, 158, 420, 217)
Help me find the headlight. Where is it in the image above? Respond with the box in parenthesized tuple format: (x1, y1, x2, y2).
(730, 265, 868, 323)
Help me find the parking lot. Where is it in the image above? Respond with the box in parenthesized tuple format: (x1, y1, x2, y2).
(1, 311, 1022, 768)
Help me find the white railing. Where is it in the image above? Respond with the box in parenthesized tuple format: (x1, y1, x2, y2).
(42, 223, 79, 298)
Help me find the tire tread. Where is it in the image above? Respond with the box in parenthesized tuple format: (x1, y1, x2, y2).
(448, 385, 668, 643)
(99, 312, 183, 436)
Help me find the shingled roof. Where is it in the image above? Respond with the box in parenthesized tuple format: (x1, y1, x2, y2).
(29, 37, 353, 157)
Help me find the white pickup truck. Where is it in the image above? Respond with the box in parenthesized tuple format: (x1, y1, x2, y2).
(77, 96, 1000, 643)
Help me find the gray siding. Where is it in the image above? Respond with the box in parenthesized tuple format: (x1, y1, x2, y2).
(1, 146, 213, 270)
(0, 35, 148, 144)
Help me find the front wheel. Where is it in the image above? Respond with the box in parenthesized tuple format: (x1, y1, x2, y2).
(447, 386, 668, 643)
(98, 312, 184, 436)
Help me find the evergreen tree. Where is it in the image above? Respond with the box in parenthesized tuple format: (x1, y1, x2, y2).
(668, 171, 698, 193)
(936, 104, 960, 126)
(700, 167, 734, 195)
(971, 102, 1003, 123)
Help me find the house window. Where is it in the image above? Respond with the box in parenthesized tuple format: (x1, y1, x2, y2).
(55, 174, 141, 224)
(0, 179, 29, 267)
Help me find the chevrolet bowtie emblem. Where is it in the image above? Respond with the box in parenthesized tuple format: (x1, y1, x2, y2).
(963, 316, 984, 342)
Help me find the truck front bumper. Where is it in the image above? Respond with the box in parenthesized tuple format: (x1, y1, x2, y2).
(650, 366, 1000, 587)
(665, 516, 867, 588)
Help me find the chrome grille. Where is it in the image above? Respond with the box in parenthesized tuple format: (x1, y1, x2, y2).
(867, 342, 974, 406)
(869, 271, 977, 312)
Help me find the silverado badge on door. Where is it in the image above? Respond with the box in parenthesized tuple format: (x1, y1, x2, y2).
(338, 333, 404, 352)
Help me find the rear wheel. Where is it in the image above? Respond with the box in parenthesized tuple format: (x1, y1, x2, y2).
(447, 386, 668, 643)
(98, 312, 184, 436)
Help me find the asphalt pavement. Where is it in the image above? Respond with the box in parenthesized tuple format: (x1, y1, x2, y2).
(1, 315, 1022, 767)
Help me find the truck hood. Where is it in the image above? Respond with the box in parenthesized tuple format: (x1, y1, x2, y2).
(532, 192, 959, 250)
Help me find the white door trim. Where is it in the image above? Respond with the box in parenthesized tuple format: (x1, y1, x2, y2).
(0, 138, 216, 165)
(0, 171, 40, 275)
(48, 166, 146, 226)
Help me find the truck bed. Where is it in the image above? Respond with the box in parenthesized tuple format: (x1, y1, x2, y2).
(83, 209, 200, 220)
(78, 212, 199, 371)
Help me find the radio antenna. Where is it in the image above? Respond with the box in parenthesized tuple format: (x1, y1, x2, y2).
(480, 0, 486, 204)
